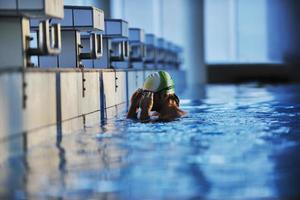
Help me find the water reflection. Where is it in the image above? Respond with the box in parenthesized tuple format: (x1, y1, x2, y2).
(0, 84, 300, 199)
(266, 85, 300, 199)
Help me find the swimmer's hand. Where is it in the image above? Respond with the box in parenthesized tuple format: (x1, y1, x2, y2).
(131, 88, 144, 109)
(139, 92, 154, 122)
(127, 88, 144, 119)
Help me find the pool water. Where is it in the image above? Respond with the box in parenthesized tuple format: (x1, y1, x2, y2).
(1, 84, 300, 199)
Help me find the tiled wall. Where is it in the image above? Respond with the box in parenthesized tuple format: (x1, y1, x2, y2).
(0, 69, 185, 137)
(0, 69, 185, 164)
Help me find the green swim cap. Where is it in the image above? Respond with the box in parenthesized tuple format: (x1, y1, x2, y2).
(143, 71, 175, 94)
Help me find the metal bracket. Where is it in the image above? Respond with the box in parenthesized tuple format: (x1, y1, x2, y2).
(130, 43, 146, 62)
(81, 68, 86, 98)
(115, 71, 118, 92)
(123, 41, 130, 59)
(22, 70, 27, 109)
(110, 40, 130, 62)
(110, 41, 122, 62)
(28, 20, 61, 56)
(80, 33, 103, 60)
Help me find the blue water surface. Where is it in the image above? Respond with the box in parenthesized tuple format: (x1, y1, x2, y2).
(1, 84, 300, 199)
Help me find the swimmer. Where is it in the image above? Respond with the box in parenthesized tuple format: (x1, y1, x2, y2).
(127, 71, 186, 122)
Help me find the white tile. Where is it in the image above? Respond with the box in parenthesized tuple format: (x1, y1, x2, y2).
(61, 117, 84, 134)
(84, 111, 100, 127)
(82, 72, 100, 114)
(116, 102, 127, 117)
(127, 71, 138, 101)
(105, 106, 117, 119)
(26, 125, 57, 148)
(60, 72, 83, 121)
(115, 71, 126, 105)
(23, 72, 57, 132)
(82, 72, 101, 126)
(0, 73, 23, 138)
(102, 72, 116, 108)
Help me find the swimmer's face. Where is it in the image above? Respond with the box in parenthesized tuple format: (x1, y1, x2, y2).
(152, 92, 167, 111)
(141, 90, 161, 111)
(152, 93, 180, 111)
(143, 90, 178, 111)
(151, 93, 160, 111)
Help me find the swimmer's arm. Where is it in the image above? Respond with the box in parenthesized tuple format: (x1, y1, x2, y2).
(127, 89, 143, 119)
(127, 104, 138, 119)
(159, 106, 187, 121)
(139, 109, 151, 123)
(138, 92, 153, 123)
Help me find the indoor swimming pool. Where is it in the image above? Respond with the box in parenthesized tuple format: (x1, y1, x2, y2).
(1, 84, 300, 199)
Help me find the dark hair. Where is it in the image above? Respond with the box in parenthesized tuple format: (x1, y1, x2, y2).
(158, 93, 180, 107)
(151, 92, 180, 112)
(169, 94, 180, 106)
